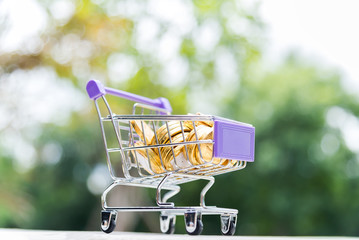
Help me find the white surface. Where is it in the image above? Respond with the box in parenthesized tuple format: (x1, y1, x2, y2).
(0, 229, 358, 240)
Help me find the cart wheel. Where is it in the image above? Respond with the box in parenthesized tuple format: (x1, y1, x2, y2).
(184, 211, 203, 235)
(160, 214, 176, 234)
(101, 210, 117, 234)
(220, 214, 237, 236)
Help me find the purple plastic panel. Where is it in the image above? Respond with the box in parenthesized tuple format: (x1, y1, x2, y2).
(86, 80, 172, 112)
(86, 79, 106, 100)
(213, 120, 255, 162)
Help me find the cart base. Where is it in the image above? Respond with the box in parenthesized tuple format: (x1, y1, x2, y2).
(101, 206, 238, 235)
(100, 174, 238, 235)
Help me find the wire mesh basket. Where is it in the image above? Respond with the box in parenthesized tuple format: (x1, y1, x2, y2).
(86, 80, 255, 235)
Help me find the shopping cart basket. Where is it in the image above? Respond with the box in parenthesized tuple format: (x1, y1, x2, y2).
(86, 80, 255, 235)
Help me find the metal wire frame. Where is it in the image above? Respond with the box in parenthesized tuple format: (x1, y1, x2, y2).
(94, 94, 248, 215)
(94, 95, 248, 181)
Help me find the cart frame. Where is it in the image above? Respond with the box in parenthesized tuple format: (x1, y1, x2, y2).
(86, 80, 255, 235)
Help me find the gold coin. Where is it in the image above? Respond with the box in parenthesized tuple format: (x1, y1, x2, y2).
(194, 142, 234, 166)
(184, 125, 235, 167)
(132, 141, 164, 174)
(160, 132, 190, 170)
(131, 120, 154, 145)
(183, 120, 213, 129)
(221, 159, 237, 167)
(186, 112, 214, 127)
(153, 121, 176, 145)
(136, 120, 236, 171)
(195, 112, 214, 127)
(185, 125, 212, 165)
(154, 121, 210, 167)
(153, 121, 192, 145)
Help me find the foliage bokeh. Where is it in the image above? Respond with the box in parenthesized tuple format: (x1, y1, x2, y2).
(1, 0, 359, 236)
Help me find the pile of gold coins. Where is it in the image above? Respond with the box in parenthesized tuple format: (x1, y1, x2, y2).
(131, 118, 234, 174)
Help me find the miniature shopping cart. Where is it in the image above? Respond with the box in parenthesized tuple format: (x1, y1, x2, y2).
(86, 80, 255, 235)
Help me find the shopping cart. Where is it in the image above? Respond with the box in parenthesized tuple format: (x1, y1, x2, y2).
(86, 80, 255, 235)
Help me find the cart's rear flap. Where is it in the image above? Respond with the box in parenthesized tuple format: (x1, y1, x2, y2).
(213, 120, 255, 162)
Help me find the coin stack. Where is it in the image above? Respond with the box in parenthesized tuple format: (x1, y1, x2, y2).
(130, 120, 163, 174)
(131, 117, 234, 174)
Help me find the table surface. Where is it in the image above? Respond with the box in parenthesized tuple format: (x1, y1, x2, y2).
(0, 229, 358, 240)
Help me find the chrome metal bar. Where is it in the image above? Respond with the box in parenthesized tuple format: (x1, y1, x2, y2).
(104, 206, 238, 215)
(151, 120, 161, 155)
(106, 140, 213, 152)
(95, 100, 116, 180)
(161, 186, 180, 203)
(158, 127, 168, 173)
(179, 121, 190, 167)
(133, 103, 170, 115)
(128, 120, 146, 177)
(156, 174, 175, 207)
(200, 176, 215, 208)
(102, 96, 131, 179)
(165, 121, 179, 169)
(192, 121, 205, 165)
(102, 179, 179, 209)
(103, 114, 215, 121)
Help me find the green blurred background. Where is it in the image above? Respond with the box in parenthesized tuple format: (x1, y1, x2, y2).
(1, 0, 359, 236)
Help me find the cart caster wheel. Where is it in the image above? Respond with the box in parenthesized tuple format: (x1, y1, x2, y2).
(160, 214, 176, 234)
(220, 214, 237, 236)
(184, 211, 203, 235)
(101, 210, 117, 234)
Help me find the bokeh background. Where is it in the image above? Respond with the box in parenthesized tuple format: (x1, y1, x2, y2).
(1, 0, 359, 236)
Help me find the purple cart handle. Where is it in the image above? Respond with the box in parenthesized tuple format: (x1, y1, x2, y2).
(86, 80, 172, 112)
